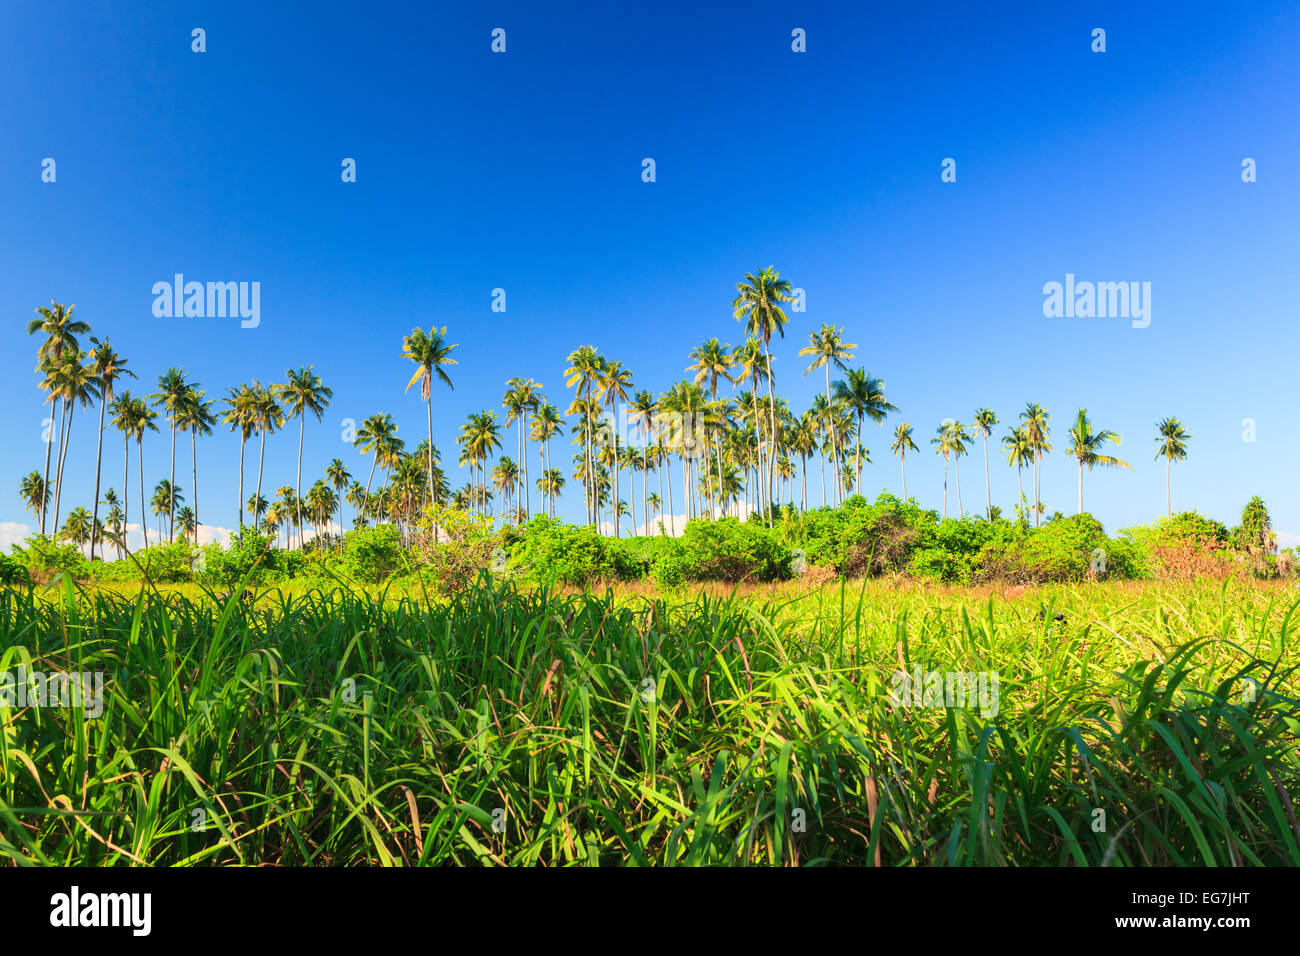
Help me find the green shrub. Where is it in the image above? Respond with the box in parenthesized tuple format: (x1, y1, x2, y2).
(9, 535, 90, 580)
(653, 518, 791, 585)
(510, 516, 644, 586)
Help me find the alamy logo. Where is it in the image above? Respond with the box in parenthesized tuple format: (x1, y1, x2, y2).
(1042, 273, 1150, 328)
(50, 886, 151, 936)
(0, 666, 105, 718)
(152, 274, 260, 328)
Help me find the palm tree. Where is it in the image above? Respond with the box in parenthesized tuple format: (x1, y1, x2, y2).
(491, 457, 520, 520)
(1002, 425, 1034, 520)
(598, 360, 634, 537)
(324, 458, 352, 539)
(530, 401, 563, 519)
(28, 301, 89, 535)
(249, 382, 283, 512)
(1065, 409, 1131, 514)
(832, 368, 896, 495)
(221, 383, 258, 529)
(277, 366, 334, 548)
(150, 368, 190, 541)
(246, 493, 269, 529)
(687, 338, 735, 517)
(120, 396, 159, 547)
(732, 338, 771, 515)
(175, 506, 198, 544)
(564, 346, 604, 527)
(178, 388, 216, 532)
(101, 488, 125, 559)
(86, 337, 134, 561)
(1019, 403, 1052, 527)
(19, 472, 49, 525)
(401, 327, 458, 507)
(354, 413, 398, 515)
(60, 507, 94, 552)
(647, 492, 662, 529)
(891, 423, 919, 499)
(1153, 417, 1191, 517)
(503, 377, 543, 520)
(44, 348, 100, 536)
(733, 267, 793, 520)
(931, 420, 969, 518)
(799, 323, 855, 506)
(972, 409, 998, 519)
(151, 480, 183, 542)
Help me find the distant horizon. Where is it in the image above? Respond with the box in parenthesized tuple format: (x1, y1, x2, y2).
(3, 0, 1298, 551)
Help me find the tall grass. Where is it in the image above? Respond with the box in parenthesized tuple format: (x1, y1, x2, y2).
(0, 576, 1296, 865)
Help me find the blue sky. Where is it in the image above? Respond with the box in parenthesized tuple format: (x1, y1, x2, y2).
(3, 0, 1298, 548)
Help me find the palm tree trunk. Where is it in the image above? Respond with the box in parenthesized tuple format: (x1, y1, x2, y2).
(1077, 458, 1083, 515)
(168, 422, 177, 542)
(41, 396, 59, 535)
(955, 455, 963, 516)
(942, 455, 949, 518)
(982, 433, 991, 519)
(238, 432, 247, 529)
(54, 405, 74, 535)
(256, 427, 267, 516)
(191, 430, 199, 532)
(90, 396, 107, 561)
(855, 412, 863, 496)
(900, 454, 907, 499)
(1166, 458, 1171, 517)
(295, 416, 304, 549)
(122, 435, 130, 550)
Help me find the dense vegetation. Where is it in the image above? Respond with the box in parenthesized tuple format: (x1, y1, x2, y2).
(5, 493, 1293, 595)
(1, 576, 1295, 865)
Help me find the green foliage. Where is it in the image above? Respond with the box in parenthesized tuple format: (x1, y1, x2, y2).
(510, 515, 644, 586)
(9, 535, 90, 579)
(0, 554, 29, 586)
(653, 517, 792, 586)
(341, 524, 408, 583)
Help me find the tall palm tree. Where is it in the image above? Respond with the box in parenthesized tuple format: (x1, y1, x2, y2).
(325, 458, 352, 539)
(891, 423, 919, 499)
(101, 488, 125, 559)
(150, 368, 190, 542)
(1153, 417, 1191, 517)
(28, 301, 89, 535)
(19, 472, 49, 525)
(832, 368, 896, 495)
(60, 507, 94, 553)
(598, 360, 634, 537)
(221, 383, 258, 529)
(931, 420, 969, 518)
(46, 348, 100, 535)
(530, 401, 562, 519)
(733, 267, 794, 519)
(277, 366, 334, 548)
(1002, 425, 1034, 520)
(151, 480, 183, 542)
(86, 337, 134, 561)
(354, 412, 398, 514)
(563, 346, 604, 527)
(401, 327, 458, 507)
(732, 337, 772, 514)
(119, 397, 159, 547)
(246, 493, 269, 529)
(250, 381, 283, 512)
(799, 324, 856, 506)
(1019, 403, 1052, 527)
(972, 409, 998, 519)
(687, 338, 735, 517)
(178, 388, 216, 531)
(1065, 409, 1131, 514)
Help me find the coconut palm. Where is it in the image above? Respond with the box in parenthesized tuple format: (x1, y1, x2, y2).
(45, 348, 100, 536)
(799, 323, 856, 505)
(86, 337, 134, 561)
(733, 267, 793, 519)
(1153, 417, 1191, 517)
(832, 368, 896, 495)
(1019, 403, 1052, 527)
(597, 360, 634, 536)
(354, 413, 398, 514)
(1065, 409, 1131, 514)
(19, 471, 49, 524)
(931, 420, 969, 518)
(401, 327, 458, 506)
(563, 346, 605, 527)
(151, 481, 183, 542)
(221, 383, 258, 529)
(277, 366, 334, 548)
(175, 506, 198, 544)
(971, 409, 998, 519)
(248, 381, 283, 512)
(246, 493, 269, 528)
(1002, 425, 1034, 520)
(28, 301, 89, 535)
(891, 423, 919, 499)
(102, 488, 125, 559)
(114, 395, 158, 547)
(178, 388, 216, 531)
(60, 507, 94, 552)
(324, 458, 352, 539)
(149, 368, 190, 541)
(530, 401, 563, 518)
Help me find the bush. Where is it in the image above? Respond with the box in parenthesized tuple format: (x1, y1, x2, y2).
(510, 515, 645, 586)
(653, 518, 791, 585)
(341, 524, 409, 583)
(9, 536, 90, 580)
(0, 554, 29, 586)
(412, 505, 509, 593)
(975, 513, 1113, 584)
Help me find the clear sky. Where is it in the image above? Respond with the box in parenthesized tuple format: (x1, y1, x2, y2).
(3, 0, 1298, 549)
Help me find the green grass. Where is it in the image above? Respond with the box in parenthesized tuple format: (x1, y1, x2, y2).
(0, 575, 1297, 865)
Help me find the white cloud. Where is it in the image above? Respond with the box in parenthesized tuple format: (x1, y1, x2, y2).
(0, 522, 33, 553)
(1277, 531, 1299, 550)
